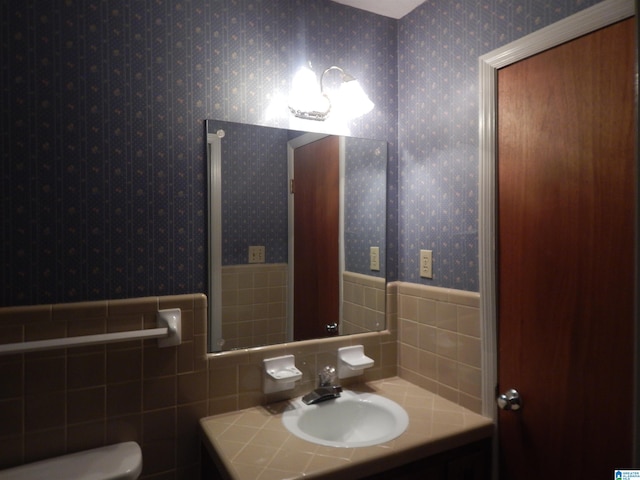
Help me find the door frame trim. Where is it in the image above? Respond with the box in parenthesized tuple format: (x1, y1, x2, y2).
(478, 0, 635, 423)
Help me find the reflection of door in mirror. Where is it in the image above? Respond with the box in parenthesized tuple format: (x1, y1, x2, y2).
(292, 136, 340, 341)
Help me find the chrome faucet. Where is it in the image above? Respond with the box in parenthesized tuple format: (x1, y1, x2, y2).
(301, 365, 343, 405)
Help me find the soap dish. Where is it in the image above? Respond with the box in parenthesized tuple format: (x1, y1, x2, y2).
(263, 355, 303, 394)
(267, 366, 302, 381)
(337, 345, 374, 379)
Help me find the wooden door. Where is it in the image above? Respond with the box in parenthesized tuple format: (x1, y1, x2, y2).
(293, 135, 340, 341)
(497, 18, 635, 479)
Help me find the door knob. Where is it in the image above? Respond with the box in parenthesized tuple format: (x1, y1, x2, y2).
(497, 388, 522, 411)
(326, 322, 338, 335)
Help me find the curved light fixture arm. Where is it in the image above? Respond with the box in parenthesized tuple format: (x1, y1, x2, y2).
(320, 66, 354, 94)
(289, 65, 371, 121)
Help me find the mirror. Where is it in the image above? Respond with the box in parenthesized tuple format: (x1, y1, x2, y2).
(206, 120, 387, 352)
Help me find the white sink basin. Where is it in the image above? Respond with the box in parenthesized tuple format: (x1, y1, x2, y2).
(282, 390, 409, 448)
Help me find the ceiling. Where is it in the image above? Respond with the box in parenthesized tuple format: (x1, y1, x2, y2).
(331, 0, 428, 19)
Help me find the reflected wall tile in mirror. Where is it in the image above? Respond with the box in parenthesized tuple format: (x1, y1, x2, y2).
(219, 264, 288, 350)
(342, 273, 385, 336)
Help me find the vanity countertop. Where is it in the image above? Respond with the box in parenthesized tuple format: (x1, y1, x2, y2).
(199, 376, 494, 480)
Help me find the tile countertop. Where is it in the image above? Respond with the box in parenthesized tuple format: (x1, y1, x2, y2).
(199, 377, 494, 480)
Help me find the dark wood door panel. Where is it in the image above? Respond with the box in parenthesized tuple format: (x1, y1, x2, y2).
(293, 135, 340, 341)
(497, 17, 635, 479)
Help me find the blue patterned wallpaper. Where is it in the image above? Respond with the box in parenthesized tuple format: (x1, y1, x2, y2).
(344, 136, 387, 277)
(0, 0, 398, 306)
(397, 0, 602, 291)
(1, 0, 602, 306)
(213, 121, 290, 265)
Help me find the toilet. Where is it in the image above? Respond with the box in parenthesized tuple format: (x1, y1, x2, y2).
(0, 442, 142, 480)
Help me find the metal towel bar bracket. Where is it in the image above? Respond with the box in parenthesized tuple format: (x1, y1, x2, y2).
(0, 308, 182, 355)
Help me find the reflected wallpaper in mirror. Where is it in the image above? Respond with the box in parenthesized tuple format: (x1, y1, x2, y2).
(206, 120, 387, 352)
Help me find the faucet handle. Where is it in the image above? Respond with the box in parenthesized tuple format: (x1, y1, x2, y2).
(318, 365, 337, 387)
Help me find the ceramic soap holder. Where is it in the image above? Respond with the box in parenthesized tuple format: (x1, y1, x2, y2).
(337, 345, 374, 379)
(263, 354, 303, 394)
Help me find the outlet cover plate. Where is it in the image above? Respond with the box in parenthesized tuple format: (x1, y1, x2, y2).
(248, 246, 265, 263)
(420, 249, 432, 278)
(370, 246, 380, 271)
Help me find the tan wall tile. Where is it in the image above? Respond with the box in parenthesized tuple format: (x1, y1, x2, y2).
(0, 282, 480, 477)
(396, 282, 483, 414)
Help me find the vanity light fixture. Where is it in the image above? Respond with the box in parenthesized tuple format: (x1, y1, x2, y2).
(288, 64, 374, 121)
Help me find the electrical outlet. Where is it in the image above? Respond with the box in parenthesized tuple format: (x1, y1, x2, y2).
(248, 246, 265, 264)
(420, 249, 433, 278)
(370, 246, 380, 271)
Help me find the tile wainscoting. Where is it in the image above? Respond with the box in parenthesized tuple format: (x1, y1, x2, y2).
(220, 264, 288, 350)
(342, 272, 386, 336)
(219, 266, 386, 350)
(0, 295, 209, 479)
(396, 282, 482, 413)
(0, 289, 397, 479)
(0, 282, 481, 478)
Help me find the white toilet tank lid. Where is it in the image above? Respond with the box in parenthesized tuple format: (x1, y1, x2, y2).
(0, 442, 142, 480)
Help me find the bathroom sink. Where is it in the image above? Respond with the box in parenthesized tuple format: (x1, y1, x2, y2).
(282, 390, 409, 447)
